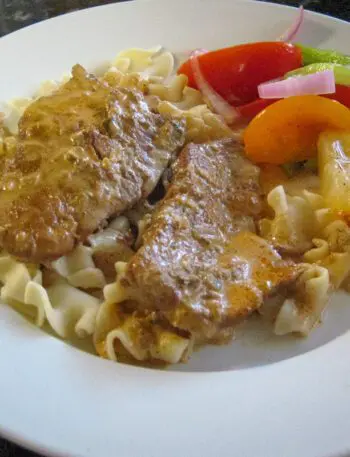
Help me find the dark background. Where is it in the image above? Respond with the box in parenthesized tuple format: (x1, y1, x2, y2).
(0, 0, 349, 36)
(0, 0, 349, 456)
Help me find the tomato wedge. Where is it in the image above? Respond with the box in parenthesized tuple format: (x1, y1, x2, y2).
(178, 42, 302, 106)
(244, 95, 350, 164)
(325, 84, 350, 108)
(238, 98, 278, 120)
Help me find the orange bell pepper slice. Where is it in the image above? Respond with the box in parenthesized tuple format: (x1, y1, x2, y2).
(244, 95, 350, 164)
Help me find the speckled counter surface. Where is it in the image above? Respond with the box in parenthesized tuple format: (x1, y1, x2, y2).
(0, 0, 349, 36)
(0, 0, 349, 456)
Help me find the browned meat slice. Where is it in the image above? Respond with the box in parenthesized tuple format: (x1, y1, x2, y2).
(0, 64, 186, 262)
(119, 139, 297, 343)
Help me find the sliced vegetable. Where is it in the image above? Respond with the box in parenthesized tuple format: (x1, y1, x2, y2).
(178, 42, 302, 106)
(297, 44, 350, 66)
(192, 48, 208, 56)
(238, 98, 278, 120)
(286, 63, 350, 86)
(278, 6, 304, 43)
(258, 70, 335, 99)
(190, 51, 239, 124)
(237, 85, 350, 121)
(324, 84, 350, 108)
(244, 95, 350, 164)
(318, 130, 350, 212)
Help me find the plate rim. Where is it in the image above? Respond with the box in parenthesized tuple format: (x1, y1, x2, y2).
(0, 2, 350, 457)
(0, 0, 349, 44)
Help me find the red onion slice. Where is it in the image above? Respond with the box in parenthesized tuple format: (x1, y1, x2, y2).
(190, 50, 239, 124)
(278, 5, 304, 43)
(258, 70, 336, 99)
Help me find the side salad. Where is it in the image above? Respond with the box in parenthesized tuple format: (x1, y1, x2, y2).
(177, 6, 350, 214)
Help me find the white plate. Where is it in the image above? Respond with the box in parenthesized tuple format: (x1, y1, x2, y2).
(1, 1, 350, 456)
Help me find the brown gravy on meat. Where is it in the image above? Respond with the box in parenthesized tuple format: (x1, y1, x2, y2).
(0, 64, 186, 262)
(119, 140, 297, 346)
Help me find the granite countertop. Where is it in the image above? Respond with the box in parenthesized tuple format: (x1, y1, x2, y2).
(0, 0, 349, 36)
(0, 0, 349, 456)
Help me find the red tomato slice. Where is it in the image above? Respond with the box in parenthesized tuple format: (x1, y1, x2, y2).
(238, 98, 278, 120)
(178, 42, 302, 106)
(324, 84, 350, 109)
